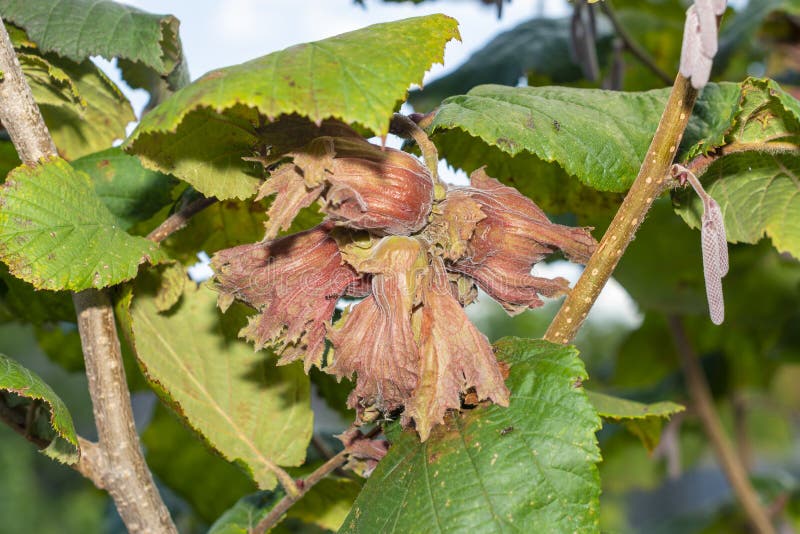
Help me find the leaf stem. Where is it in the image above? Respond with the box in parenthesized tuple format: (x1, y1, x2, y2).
(252, 425, 382, 534)
(600, 0, 673, 85)
(667, 316, 775, 534)
(0, 18, 177, 534)
(683, 140, 800, 177)
(544, 72, 698, 344)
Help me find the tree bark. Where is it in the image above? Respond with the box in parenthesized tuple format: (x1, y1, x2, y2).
(0, 18, 176, 534)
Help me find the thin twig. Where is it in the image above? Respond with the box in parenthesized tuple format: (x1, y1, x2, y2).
(732, 393, 754, 472)
(683, 140, 800, 177)
(667, 315, 775, 534)
(311, 434, 336, 460)
(147, 195, 217, 243)
(600, 0, 673, 85)
(252, 426, 383, 534)
(544, 72, 698, 344)
(0, 18, 176, 534)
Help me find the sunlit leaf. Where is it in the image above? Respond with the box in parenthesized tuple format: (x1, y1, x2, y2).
(587, 390, 684, 451)
(0, 158, 167, 291)
(0, 0, 188, 92)
(126, 278, 313, 490)
(125, 15, 460, 199)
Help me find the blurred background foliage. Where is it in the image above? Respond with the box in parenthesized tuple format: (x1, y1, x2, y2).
(2, 0, 800, 532)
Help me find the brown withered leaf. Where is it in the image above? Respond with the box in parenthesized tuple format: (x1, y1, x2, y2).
(450, 168, 597, 315)
(406, 257, 509, 441)
(328, 237, 427, 414)
(211, 223, 360, 371)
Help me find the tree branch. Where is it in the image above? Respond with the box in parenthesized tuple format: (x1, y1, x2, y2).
(667, 316, 775, 534)
(253, 426, 383, 534)
(544, 72, 698, 344)
(147, 195, 217, 243)
(0, 18, 177, 534)
(600, 0, 673, 85)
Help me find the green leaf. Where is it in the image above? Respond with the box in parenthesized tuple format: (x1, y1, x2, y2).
(151, 263, 186, 312)
(19, 50, 135, 160)
(0, 353, 79, 464)
(675, 79, 800, 257)
(142, 404, 256, 523)
(429, 82, 741, 194)
(0, 158, 167, 291)
(586, 390, 684, 451)
(409, 16, 613, 112)
(71, 148, 179, 231)
(341, 338, 602, 533)
(127, 277, 313, 490)
(0, 0, 187, 91)
(290, 478, 362, 531)
(208, 491, 283, 534)
(125, 106, 264, 201)
(132, 14, 458, 136)
(433, 128, 624, 218)
(125, 15, 460, 199)
(682, 153, 800, 257)
(209, 478, 362, 534)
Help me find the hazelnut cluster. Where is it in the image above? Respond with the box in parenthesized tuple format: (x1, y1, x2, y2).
(212, 122, 596, 440)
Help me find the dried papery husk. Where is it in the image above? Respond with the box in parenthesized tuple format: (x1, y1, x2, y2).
(212, 223, 361, 371)
(258, 136, 435, 238)
(406, 256, 509, 441)
(450, 168, 597, 314)
(322, 138, 434, 235)
(328, 236, 427, 414)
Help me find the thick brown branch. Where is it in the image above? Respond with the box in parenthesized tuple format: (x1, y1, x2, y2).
(0, 24, 56, 161)
(544, 73, 698, 344)
(147, 195, 217, 243)
(668, 316, 775, 534)
(73, 290, 177, 532)
(0, 17, 176, 534)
